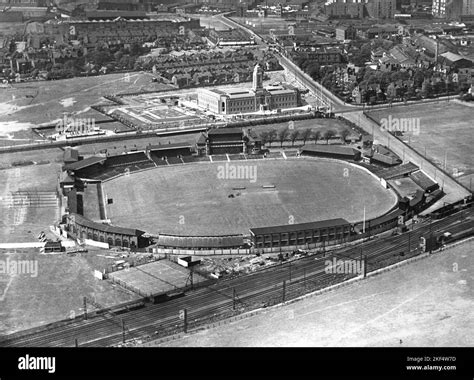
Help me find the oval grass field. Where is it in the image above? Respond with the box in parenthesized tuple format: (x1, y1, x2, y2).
(103, 158, 398, 236)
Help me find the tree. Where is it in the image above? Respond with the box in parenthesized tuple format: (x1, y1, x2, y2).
(301, 128, 312, 145)
(386, 83, 397, 100)
(323, 129, 336, 144)
(130, 42, 143, 57)
(405, 85, 416, 99)
(351, 42, 372, 67)
(259, 130, 270, 146)
(278, 127, 290, 147)
(267, 129, 277, 147)
(340, 129, 351, 143)
(114, 51, 124, 61)
(306, 62, 320, 80)
(311, 130, 321, 144)
(420, 80, 433, 98)
(289, 130, 300, 146)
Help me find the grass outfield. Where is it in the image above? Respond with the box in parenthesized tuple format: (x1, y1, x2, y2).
(367, 102, 474, 189)
(103, 158, 398, 236)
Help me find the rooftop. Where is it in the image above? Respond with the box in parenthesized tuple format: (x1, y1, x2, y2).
(208, 127, 243, 136)
(300, 144, 358, 157)
(72, 213, 144, 237)
(250, 218, 350, 236)
(148, 143, 193, 151)
(64, 156, 106, 171)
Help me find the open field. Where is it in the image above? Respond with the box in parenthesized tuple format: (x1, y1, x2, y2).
(158, 239, 474, 347)
(0, 164, 61, 243)
(0, 248, 140, 335)
(0, 148, 63, 169)
(0, 72, 173, 146)
(103, 158, 398, 236)
(367, 102, 474, 189)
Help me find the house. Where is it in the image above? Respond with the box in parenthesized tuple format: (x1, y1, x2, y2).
(63, 148, 80, 165)
(379, 54, 400, 72)
(388, 46, 417, 69)
(336, 26, 356, 41)
(172, 73, 192, 88)
(439, 52, 474, 70)
(371, 47, 387, 63)
(368, 145, 401, 167)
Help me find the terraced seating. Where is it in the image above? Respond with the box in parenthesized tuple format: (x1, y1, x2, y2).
(191, 156, 211, 163)
(211, 155, 228, 162)
(106, 152, 150, 167)
(228, 154, 246, 161)
(167, 157, 183, 165)
(154, 160, 168, 166)
(182, 156, 198, 164)
(285, 151, 299, 157)
(265, 152, 283, 159)
(246, 154, 264, 160)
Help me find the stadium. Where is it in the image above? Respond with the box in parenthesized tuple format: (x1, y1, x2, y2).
(57, 126, 445, 252)
(102, 159, 398, 236)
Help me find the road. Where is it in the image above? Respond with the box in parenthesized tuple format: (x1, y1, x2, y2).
(247, 33, 471, 204)
(0, 209, 472, 347)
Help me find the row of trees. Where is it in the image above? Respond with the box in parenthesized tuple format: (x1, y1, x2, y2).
(259, 127, 351, 147)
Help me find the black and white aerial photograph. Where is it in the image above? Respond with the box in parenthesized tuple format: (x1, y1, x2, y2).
(0, 0, 473, 378)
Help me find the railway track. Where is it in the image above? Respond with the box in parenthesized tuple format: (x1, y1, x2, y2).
(1, 209, 472, 347)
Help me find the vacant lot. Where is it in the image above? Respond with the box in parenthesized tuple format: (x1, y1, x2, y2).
(0, 164, 61, 243)
(0, 248, 140, 335)
(368, 101, 473, 189)
(104, 158, 397, 235)
(0, 72, 173, 146)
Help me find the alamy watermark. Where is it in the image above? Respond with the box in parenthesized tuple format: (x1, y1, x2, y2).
(0, 258, 38, 278)
(55, 115, 96, 135)
(380, 115, 420, 135)
(325, 258, 364, 275)
(217, 163, 257, 183)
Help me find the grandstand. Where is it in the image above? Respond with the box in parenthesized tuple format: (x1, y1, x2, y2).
(265, 152, 284, 159)
(147, 143, 193, 159)
(210, 155, 228, 162)
(300, 145, 361, 161)
(228, 154, 247, 161)
(167, 157, 184, 165)
(157, 234, 245, 249)
(106, 152, 150, 168)
(375, 162, 419, 180)
(250, 219, 351, 248)
(63, 156, 106, 172)
(409, 170, 439, 193)
(246, 153, 264, 160)
(182, 156, 199, 164)
(64, 152, 156, 181)
(285, 151, 299, 158)
(353, 208, 403, 235)
(67, 213, 148, 249)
